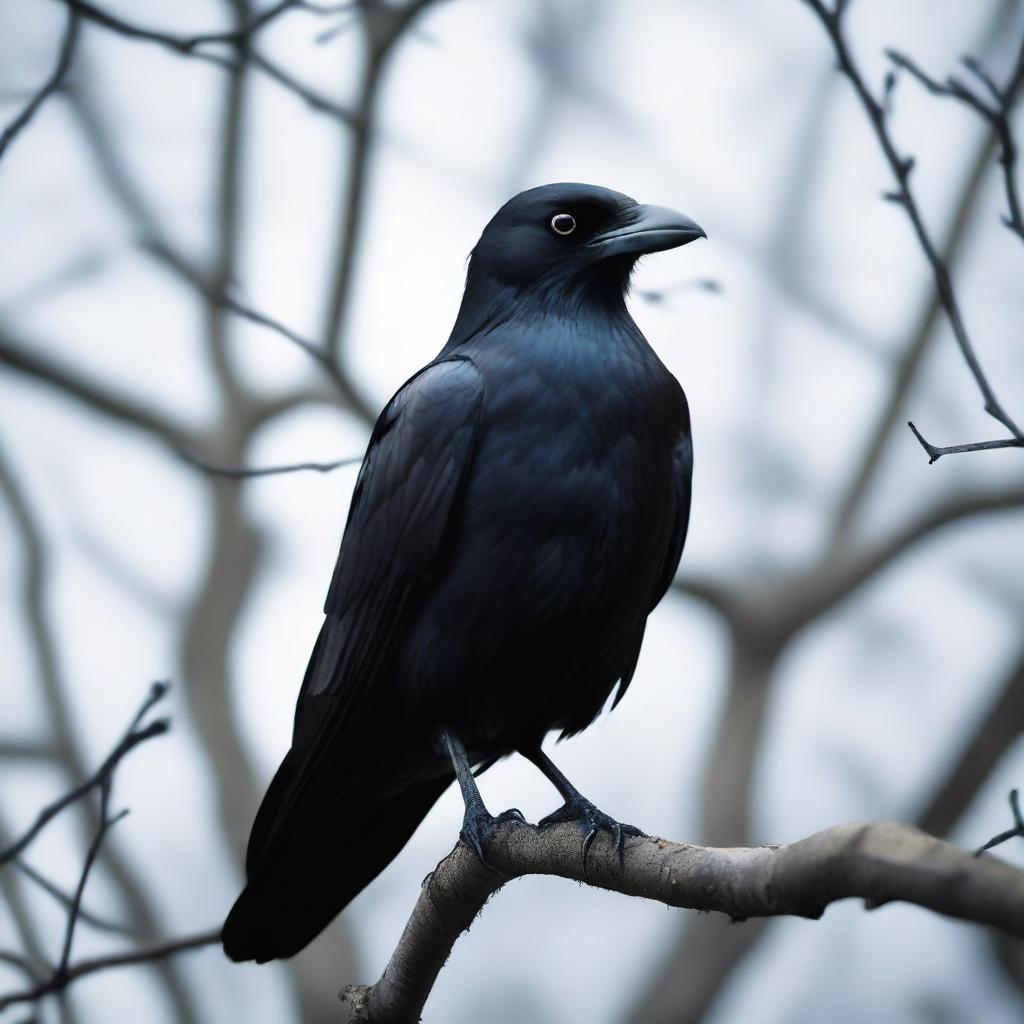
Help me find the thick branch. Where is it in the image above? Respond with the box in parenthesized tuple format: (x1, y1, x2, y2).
(780, 482, 1024, 635)
(342, 820, 1024, 1023)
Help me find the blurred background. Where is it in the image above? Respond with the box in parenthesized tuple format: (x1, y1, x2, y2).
(1, 0, 1023, 1021)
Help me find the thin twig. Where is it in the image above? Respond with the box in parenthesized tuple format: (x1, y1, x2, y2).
(54, 785, 128, 980)
(0, 11, 79, 161)
(908, 421, 1024, 463)
(0, 683, 169, 867)
(803, 0, 1024, 446)
(976, 789, 1024, 856)
(888, 36, 1024, 243)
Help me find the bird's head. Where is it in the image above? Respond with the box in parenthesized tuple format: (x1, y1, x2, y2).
(464, 183, 705, 314)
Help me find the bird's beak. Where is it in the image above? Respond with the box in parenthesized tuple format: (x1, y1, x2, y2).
(590, 204, 706, 257)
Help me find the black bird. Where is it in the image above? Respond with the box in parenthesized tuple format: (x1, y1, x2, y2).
(222, 183, 704, 963)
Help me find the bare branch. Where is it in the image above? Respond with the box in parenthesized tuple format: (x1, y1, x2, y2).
(909, 420, 1024, 463)
(341, 819, 1024, 1023)
(919, 650, 1024, 838)
(67, 89, 358, 401)
(59, 0, 356, 124)
(0, 682, 169, 867)
(0, 444, 199, 1018)
(13, 860, 132, 937)
(888, 37, 1024, 244)
(320, 0, 440, 391)
(785, 482, 1024, 631)
(0, 10, 79, 161)
(0, 330, 199, 452)
(0, 928, 220, 1012)
(803, 0, 1024, 445)
(828, 125, 998, 546)
(976, 790, 1024, 856)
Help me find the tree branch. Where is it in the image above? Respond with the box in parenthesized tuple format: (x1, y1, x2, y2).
(59, 0, 357, 123)
(0, 329, 199, 452)
(13, 859, 132, 937)
(0, 682, 168, 867)
(341, 819, 1024, 1023)
(908, 420, 1024, 463)
(803, 0, 1024, 447)
(919, 649, 1024, 839)
(783, 482, 1024, 632)
(0, 9, 79, 161)
(888, 37, 1024, 244)
(977, 790, 1024, 856)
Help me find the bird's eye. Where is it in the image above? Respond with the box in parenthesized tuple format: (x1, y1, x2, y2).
(550, 213, 576, 236)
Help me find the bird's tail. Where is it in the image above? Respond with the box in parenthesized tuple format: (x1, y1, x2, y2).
(222, 752, 451, 963)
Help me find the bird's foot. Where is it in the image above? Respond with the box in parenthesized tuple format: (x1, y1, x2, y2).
(460, 806, 526, 871)
(538, 796, 643, 873)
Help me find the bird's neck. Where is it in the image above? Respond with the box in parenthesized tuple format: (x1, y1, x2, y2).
(443, 263, 636, 353)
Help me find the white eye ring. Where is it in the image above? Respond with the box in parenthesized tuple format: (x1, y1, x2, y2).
(550, 213, 576, 236)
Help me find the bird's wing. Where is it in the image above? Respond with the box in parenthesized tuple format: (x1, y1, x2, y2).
(607, 424, 692, 715)
(650, 428, 693, 609)
(244, 356, 484, 875)
(294, 355, 485, 744)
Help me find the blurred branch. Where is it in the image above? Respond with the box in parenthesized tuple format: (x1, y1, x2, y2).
(919, 649, 1024, 838)
(908, 420, 1024, 463)
(888, 38, 1024, 243)
(68, 88, 359, 405)
(320, 0, 439, 386)
(828, 124, 998, 545)
(0, 684, 171, 1014)
(783, 482, 1024, 631)
(60, 0, 357, 123)
(0, 819, 51, 1005)
(0, 329, 199, 452)
(0, 10, 79, 161)
(13, 860, 132, 937)
(180, 449, 361, 478)
(342, 820, 1024, 1024)
(0, 740, 52, 760)
(0, 443, 199, 1019)
(804, 0, 1024, 451)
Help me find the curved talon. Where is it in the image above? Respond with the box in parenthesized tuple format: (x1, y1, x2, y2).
(460, 806, 527, 872)
(538, 797, 643, 877)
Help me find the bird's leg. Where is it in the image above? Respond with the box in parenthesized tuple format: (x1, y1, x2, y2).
(440, 729, 524, 868)
(521, 746, 643, 870)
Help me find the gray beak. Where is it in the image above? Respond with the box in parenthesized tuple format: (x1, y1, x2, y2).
(590, 203, 706, 257)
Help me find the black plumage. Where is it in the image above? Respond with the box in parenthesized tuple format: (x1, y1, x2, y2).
(222, 183, 704, 963)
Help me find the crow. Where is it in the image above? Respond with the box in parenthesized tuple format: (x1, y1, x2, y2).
(222, 183, 704, 963)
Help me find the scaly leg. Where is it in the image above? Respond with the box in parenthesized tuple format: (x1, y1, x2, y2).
(521, 746, 643, 869)
(441, 729, 524, 868)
